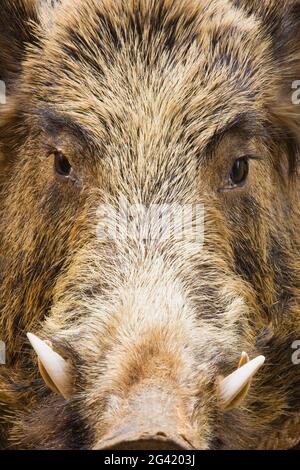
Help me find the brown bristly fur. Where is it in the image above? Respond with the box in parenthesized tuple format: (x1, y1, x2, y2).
(0, 0, 299, 449)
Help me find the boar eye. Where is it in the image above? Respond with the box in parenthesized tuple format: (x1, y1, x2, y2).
(218, 156, 249, 192)
(229, 157, 249, 187)
(54, 152, 72, 178)
(218, 156, 254, 193)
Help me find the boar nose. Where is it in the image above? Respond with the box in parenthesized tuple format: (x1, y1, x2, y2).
(95, 432, 194, 450)
(94, 384, 199, 450)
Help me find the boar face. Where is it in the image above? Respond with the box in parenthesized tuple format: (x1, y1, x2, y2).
(0, 0, 300, 450)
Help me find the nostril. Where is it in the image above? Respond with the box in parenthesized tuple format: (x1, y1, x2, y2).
(93, 385, 199, 450)
(156, 432, 167, 437)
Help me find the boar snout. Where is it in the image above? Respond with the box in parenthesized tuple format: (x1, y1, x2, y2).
(26, 333, 266, 450)
(95, 434, 193, 451)
(93, 384, 199, 450)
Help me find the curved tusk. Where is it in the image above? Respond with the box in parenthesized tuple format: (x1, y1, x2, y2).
(27, 332, 71, 400)
(226, 351, 250, 409)
(238, 351, 249, 368)
(219, 354, 265, 410)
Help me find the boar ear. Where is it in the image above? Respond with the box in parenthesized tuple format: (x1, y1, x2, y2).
(0, 0, 61, 94)
(0, 1, 40, 172)
(236, 2, 300, 95)
(237, 1, 300, 78)
(240, 0, 300, 175)
(0, 0, 38, 174)
(0, 1, 60, 172)
(0, 0, 40, 95)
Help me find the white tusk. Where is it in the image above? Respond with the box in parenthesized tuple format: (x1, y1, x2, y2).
(219, 355, 265, 410)
(27, 332, 71, 400)
(238, 351, 249, 368)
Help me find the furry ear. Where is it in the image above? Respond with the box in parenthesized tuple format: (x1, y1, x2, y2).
(0, 1, 61, 171)
(0, 1, 39, 171)
(0, 1, 62, 94)
(234, 1, 300, 83)
(235, 0, 300, 175)
(0, 0, 40, 95)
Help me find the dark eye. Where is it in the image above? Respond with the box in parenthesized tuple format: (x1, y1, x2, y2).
(229, 156, 249, 187)
(54, 152, 72, 178)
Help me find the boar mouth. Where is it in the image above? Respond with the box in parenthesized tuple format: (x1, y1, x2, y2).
(94, 430, 196, 451)
(27, 332, 265, 450)
(93, 384, 199, 450)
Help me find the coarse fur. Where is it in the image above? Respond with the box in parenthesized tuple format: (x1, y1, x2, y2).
(0, 0, 299, 449)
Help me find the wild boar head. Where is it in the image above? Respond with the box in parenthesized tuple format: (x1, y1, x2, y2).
(0, 0, 300, 450)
